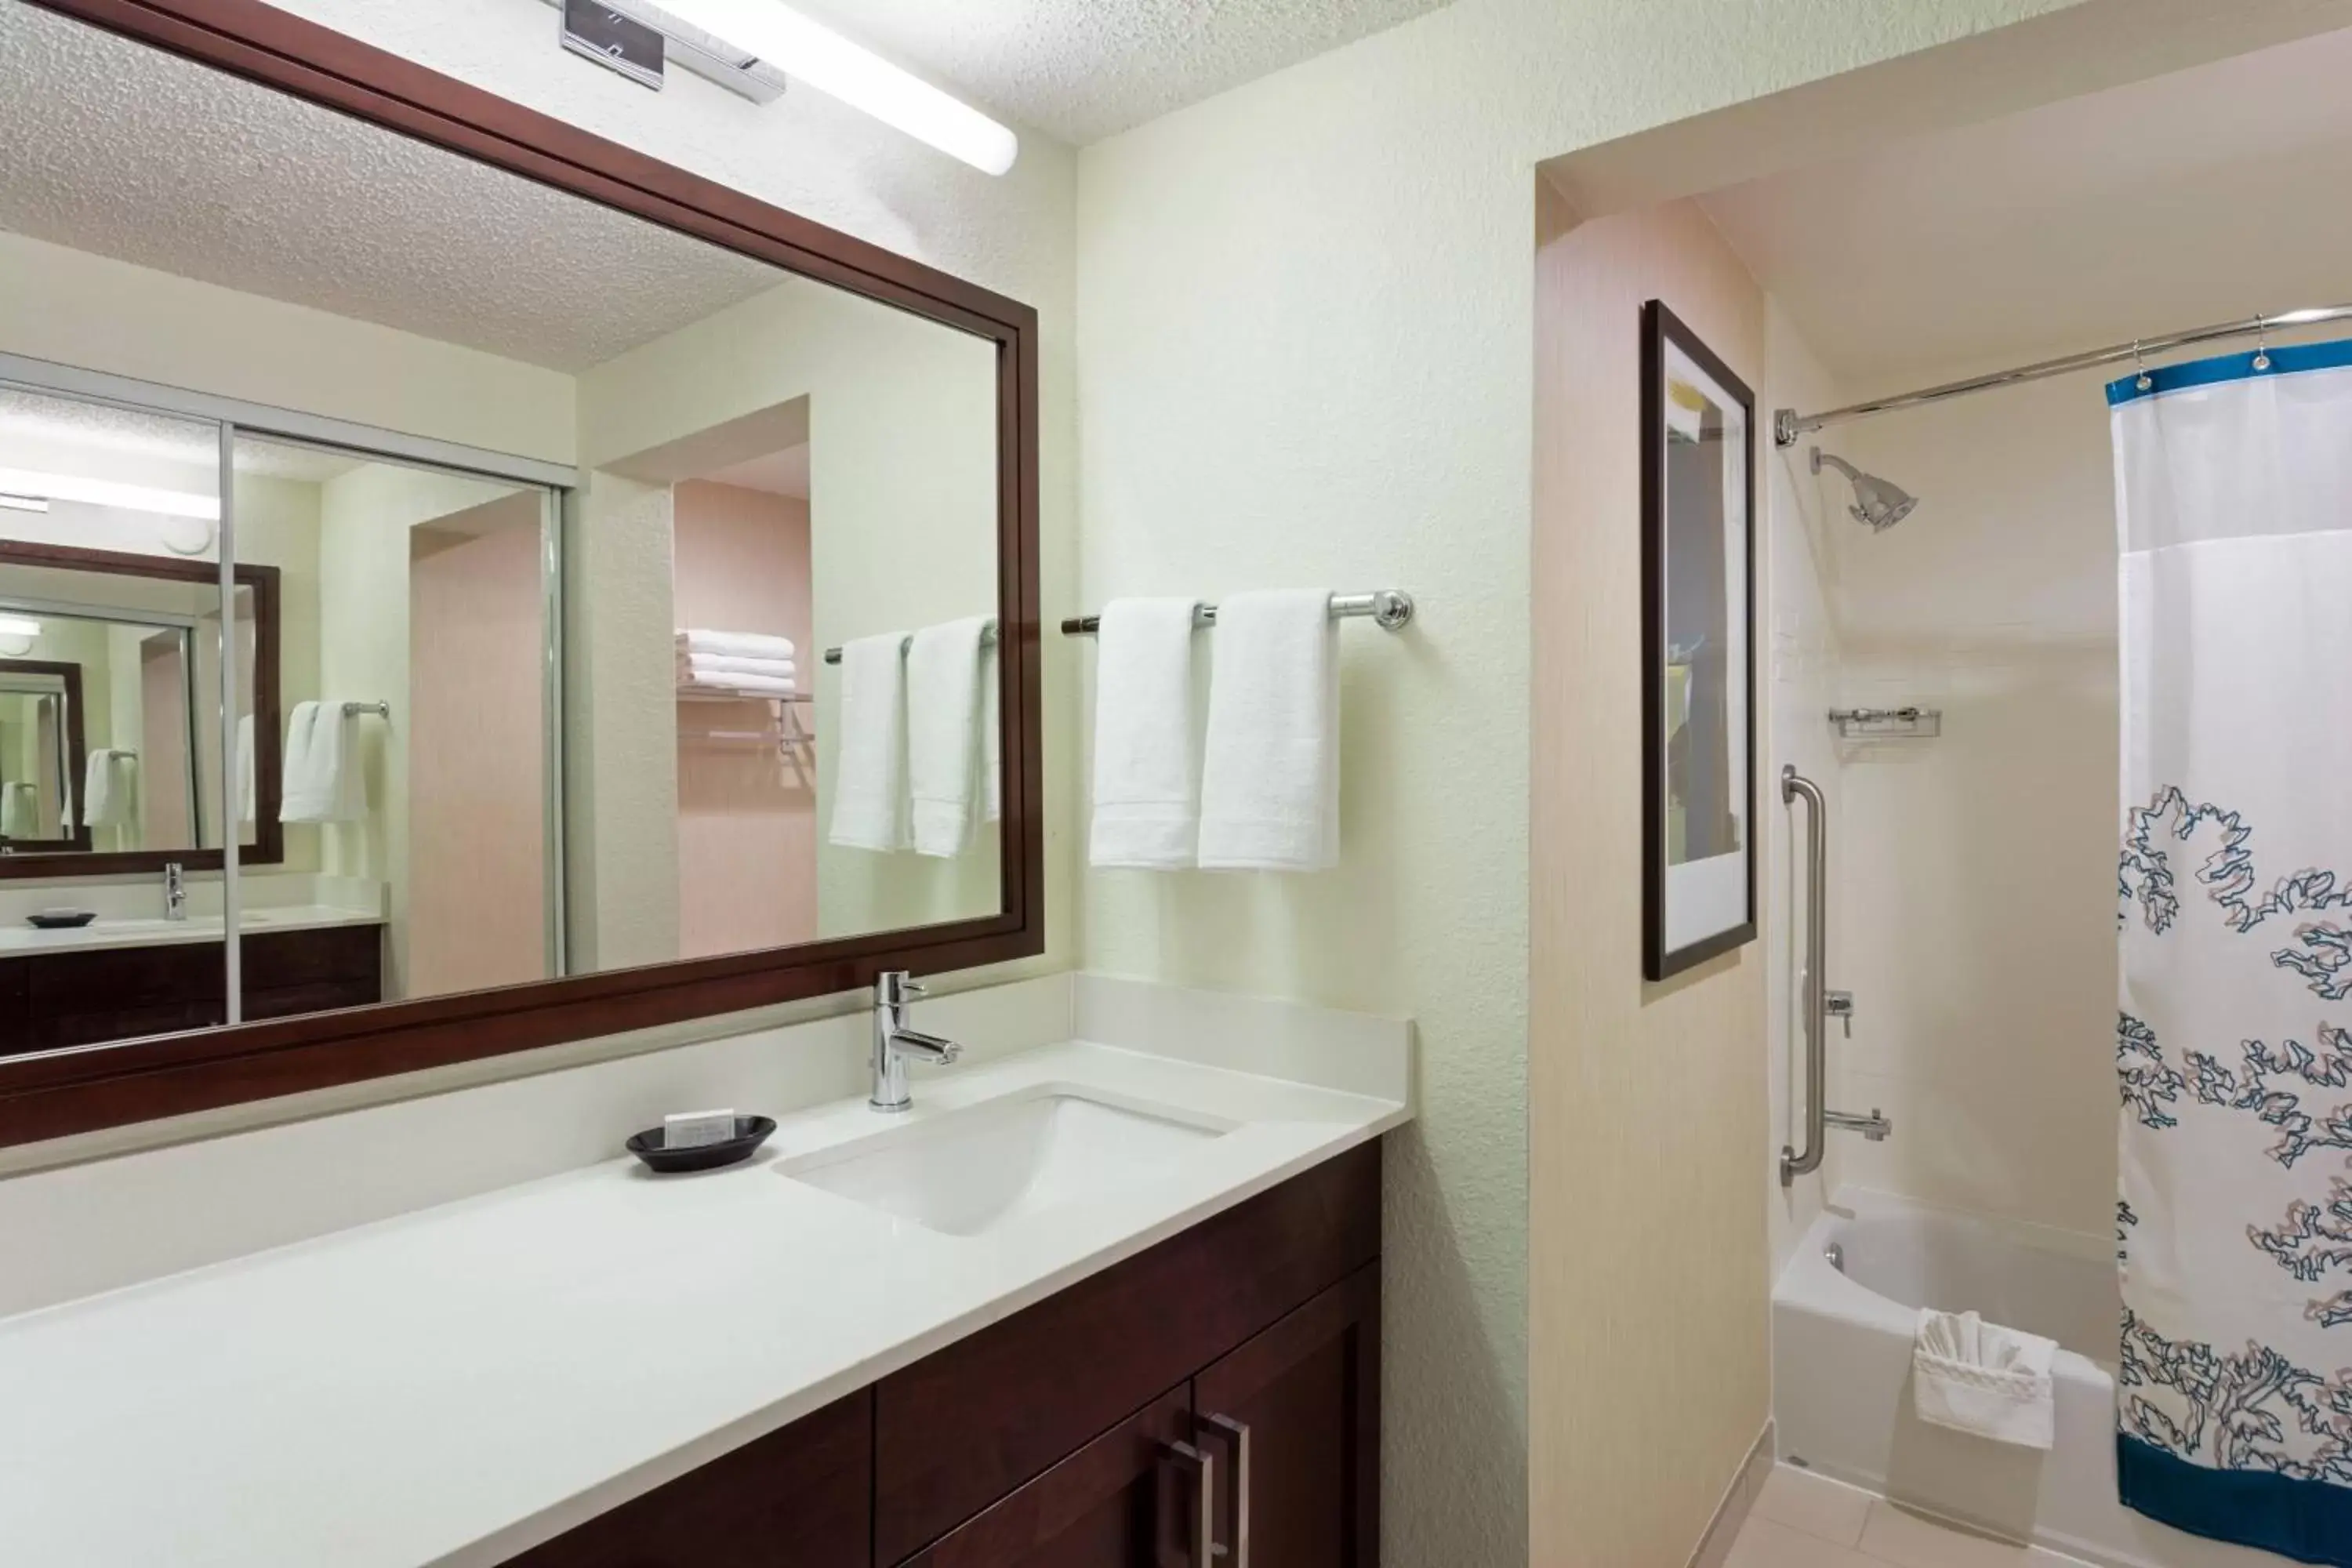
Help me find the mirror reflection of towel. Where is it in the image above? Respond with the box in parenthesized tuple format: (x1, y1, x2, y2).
(0, 780, 38, 839)
(82, 750, 135, 828)
(281, 702, 367, 823)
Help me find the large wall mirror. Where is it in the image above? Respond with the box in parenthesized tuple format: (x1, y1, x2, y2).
(0, 0, 1040, 1145)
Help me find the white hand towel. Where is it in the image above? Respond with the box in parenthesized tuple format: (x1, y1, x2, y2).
(82, 749, 134, 829)
(1197, 590, 1339, 871)
(236, 713, 256, 824)
(678, 670, 799, 698)
(677, 652, 798, 681)
(829, 633, 907, 851)
(1088, 597, 1200, 869)
(677, 629, 796, 661)
(1912, 1308, 2057, 1450)
(906, 616, 992, 858)
(281, 701, 368, 824)
(1, 780, 38, 839)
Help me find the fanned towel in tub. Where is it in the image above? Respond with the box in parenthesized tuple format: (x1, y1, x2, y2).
(1912, 1308, 2056, 1450)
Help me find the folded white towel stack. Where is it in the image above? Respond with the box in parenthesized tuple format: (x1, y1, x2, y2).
(82, 749, 135, 829)
(1197, 590, 1340, 872)
(281, 701, 368, 824)
(829, 633, 907, 852)
(906, 616, 992, 858)
(677, 629, 796, 661)
(1912, 1308, 2057, 1450)
(678, 667, 799, 699)
(1089, 597, 1201, 869)
(678, 652, 799, 681)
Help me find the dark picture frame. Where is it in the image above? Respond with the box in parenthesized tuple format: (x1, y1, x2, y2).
(0, 0, 1044, 1149)
(1640, 299, 1758, 981)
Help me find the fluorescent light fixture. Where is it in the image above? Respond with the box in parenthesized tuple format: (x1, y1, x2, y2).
(655, 0, 1018, 174)
(0, 617, 42, 638)
(0, 493, 48, 513)
(0, 466, 218, 521)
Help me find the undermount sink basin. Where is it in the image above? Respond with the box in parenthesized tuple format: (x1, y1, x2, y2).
(776, 1087, 1234, 1236)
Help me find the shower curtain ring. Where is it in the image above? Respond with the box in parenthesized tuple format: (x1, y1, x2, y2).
(2133, 339, 2152, 392)
(2254, 314, 2273, 372)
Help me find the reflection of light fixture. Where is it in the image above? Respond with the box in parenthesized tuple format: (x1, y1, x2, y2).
(160, 517, 216, 556)
(0, 466, 218, 521)
(0, 616, 38, 657)
(0, 494, 49, 514)
(655, 0, 1018, 174)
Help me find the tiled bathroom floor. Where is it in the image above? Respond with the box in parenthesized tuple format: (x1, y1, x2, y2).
(1729, 1465, 2095, 1567)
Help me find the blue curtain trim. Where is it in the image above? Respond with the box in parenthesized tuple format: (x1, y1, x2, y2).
(2119, 1434, 2352, 1566)
(2107, 335, 2352, 405)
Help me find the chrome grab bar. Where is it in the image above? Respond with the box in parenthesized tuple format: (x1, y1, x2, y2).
(1783, 766, 1829, 1186)
(1780, 766, 1891, 1187)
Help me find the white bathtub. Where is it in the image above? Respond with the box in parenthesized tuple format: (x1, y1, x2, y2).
(1774, 1189, 2283, 1567)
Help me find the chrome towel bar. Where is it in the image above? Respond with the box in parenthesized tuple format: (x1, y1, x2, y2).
(1061, 588, 1414, 637)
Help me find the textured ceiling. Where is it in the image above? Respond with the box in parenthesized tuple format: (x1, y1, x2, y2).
(0, 390, 354, 482)
(1700, 25, 2352, 388)
(782, 0, 1454, 143)
(0, 1, 784, 373)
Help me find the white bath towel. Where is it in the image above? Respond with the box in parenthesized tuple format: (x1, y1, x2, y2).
(1196, 590, 1339, 871)
(281, 701, 367, 824)
(677, 652, 798, 682)
(677, 629, 796, 661)
(677, 670, 799, 699)
(829, 633, 907, 851)
(906, 616, 993, 858)
(1089, 597, 1201, 869)
(1912, 1308, 2056, 1450)
(980, 638, 1000, 826)
(81, 749, 134, 829)
(0, 780, 38, 839)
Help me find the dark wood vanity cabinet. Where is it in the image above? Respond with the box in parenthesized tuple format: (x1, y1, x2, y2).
(0, 924, 383, 1054)
(503, 1142, 1383, 1568)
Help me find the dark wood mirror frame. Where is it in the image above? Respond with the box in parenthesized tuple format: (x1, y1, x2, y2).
(0, 658, 91, 854)
(0, 0, 1044, 1151)
(0, 541, 282, 877)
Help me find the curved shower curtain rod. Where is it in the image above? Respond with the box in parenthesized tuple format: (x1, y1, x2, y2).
(1772, 303, 2352, 448)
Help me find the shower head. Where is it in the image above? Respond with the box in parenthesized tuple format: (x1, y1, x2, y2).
(1809, 448, 1918, 532)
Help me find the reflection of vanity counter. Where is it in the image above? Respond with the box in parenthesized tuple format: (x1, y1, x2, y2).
(0, 880, 387, 1051)
(0, 903, 383, 956)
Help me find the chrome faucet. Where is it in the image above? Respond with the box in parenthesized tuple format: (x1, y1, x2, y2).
(163, 861, 186, 922)
(870, 971, 961, 1112)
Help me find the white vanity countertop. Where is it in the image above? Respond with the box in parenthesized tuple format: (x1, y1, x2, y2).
(0, 902, 384, 954)
(0, 1039, 1409, 1568)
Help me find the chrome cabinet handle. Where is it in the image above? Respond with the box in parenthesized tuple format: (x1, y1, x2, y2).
(1193, 1414, 1250, 1567)
(1157, 1439, 1214, 1568)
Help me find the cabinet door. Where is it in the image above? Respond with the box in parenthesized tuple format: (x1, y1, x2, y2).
(499, 1391, 870, 1568)
(900, 1387, 1198, 1568)
(1192, 1263, 1379, 1568)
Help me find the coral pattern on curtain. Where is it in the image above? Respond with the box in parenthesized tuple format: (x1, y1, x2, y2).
(2112, 339, 2352, 1563)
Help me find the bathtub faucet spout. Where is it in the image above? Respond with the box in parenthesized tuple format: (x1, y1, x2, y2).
(1825, 1107, 1893, 1142)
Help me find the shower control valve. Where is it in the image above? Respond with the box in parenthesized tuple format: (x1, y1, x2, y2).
(1825, 990, 1855, 1039)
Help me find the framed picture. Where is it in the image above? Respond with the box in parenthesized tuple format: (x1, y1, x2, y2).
(1640, 299, 1758, 980)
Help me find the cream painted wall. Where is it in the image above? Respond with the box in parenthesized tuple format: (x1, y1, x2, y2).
(1531, 191, 1770, 1566)
(0, 231, 573, 463)
(1073, 3, 2106, 1563)
(1816, 370, 2120, 1240)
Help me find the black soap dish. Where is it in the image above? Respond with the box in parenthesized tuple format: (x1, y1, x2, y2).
(27, 909, 97, 930)
(626, 1115, 776, 1174)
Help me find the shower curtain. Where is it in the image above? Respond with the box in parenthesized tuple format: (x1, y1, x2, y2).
(2114, 339, 2352, 1562)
